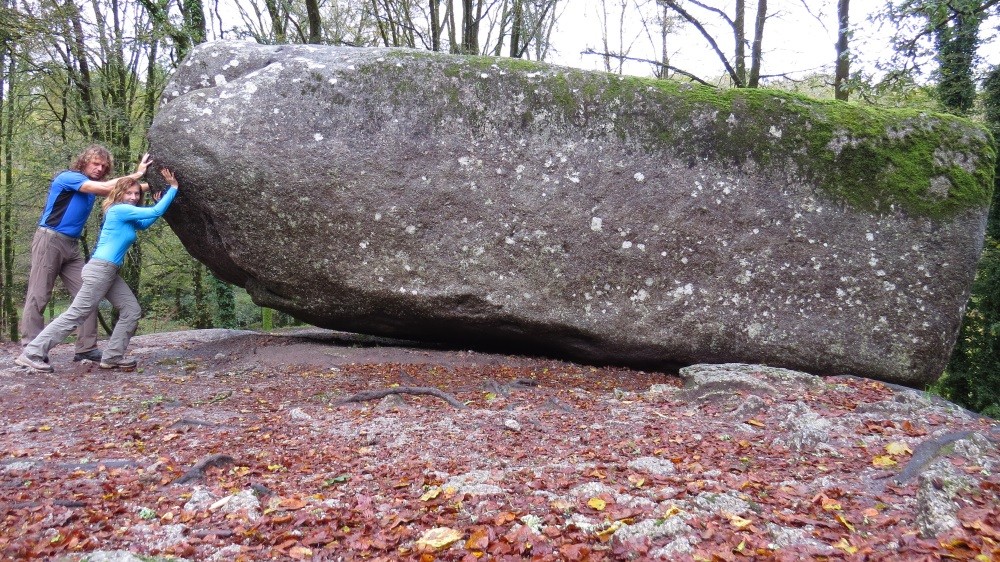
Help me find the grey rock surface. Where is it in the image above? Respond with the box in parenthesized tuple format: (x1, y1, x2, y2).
(149, 41, 993, 386)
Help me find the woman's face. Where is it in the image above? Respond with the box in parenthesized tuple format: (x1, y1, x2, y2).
(121, 185, 141, 206)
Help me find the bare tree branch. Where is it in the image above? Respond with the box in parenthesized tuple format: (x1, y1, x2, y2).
(582, 48, 718, 87)
(660, 0, 743, 86)
(685, 0, 735, 27)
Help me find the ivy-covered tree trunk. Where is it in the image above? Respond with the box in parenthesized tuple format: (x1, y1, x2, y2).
(212, 274, 236, 328)
(261, 307, 273, 331)
(191, 260, 212, 328)
(932, 0, 982, 115)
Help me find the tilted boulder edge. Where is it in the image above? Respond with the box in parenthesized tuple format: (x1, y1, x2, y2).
(149, 40, 995, 387)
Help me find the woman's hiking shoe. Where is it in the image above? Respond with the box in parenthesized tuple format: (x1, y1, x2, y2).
(73, 349, 103, 362)
(15, 353, 54, 373)
(99, 357, 137, 370)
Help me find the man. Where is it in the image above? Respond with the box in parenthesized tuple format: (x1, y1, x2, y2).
(21, 145, 151, 364)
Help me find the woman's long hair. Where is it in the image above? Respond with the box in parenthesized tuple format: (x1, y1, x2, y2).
(102, 177, 140, 213)
(70, 145, 113, 180)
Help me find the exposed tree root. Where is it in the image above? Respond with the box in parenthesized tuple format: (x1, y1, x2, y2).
(174, 454, 236, 485)
(337, 386, 467, 409)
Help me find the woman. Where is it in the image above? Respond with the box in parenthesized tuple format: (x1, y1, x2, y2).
(16, 168, 180, 372)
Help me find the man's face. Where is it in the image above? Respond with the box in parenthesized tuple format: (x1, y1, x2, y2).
(84, 158, 109, 180)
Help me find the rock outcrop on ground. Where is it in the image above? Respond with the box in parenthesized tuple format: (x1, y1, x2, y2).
(2, 330, 998, 560)
(148, 41, 994, 386)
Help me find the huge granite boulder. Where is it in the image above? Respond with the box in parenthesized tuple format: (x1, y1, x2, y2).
(148, 40, 994, 387)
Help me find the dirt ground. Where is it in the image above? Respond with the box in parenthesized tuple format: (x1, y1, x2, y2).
(1, 328, 998, 561)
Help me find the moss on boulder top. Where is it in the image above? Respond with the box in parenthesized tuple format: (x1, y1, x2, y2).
(405, 51, 994, 220)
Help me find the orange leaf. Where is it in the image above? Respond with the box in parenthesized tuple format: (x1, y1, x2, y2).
(279, 497, 308, 510)
(494, 511, 516, 525)
(465, 528, 489, 550)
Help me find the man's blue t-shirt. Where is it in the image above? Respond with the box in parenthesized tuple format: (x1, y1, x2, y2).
(38, 171, 96, 238)
(92, 187, 178, 266)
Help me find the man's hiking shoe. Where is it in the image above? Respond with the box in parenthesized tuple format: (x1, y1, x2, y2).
(15, 353, 54, 373)
(73, 349, 102, 362)
(99, 357, 137, 370)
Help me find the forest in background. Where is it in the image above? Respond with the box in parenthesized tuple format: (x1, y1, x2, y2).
(1, 0, 999, 415)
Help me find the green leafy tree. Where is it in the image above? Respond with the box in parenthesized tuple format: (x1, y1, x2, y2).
(939, 66, 1000, 416)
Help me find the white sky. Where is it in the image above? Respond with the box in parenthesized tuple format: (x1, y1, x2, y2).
(205, 0, 1000, 85)
(544, 0, 1000, 84)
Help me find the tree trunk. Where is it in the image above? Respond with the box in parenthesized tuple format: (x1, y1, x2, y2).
(492, 0, 509, 57)
(65, 0, 98, 138)
(430, 0, 442, 51)
(509, 0, 524, 58)
(0, 40, 17, 341)
(834, 0, 850, 101)
(734, 0, 745, 85)
(447, 0, 458, 53)
(264, 0, 287, 43)
(658, 4, 670, 79)
(305, 0, 322, 43)
(461, 0, 478, 54)
(747, 0, 766, 87)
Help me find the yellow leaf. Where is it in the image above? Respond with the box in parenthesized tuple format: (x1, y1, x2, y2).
(416, 527, 463, 550)
(728, 514, 753, 528)
(663, 505, 683, 518)
(745, 419, 765, 428)
(587, 497, 607, 511)
(594, 520, 623, 541)
(420, 488, 441, 501)
(821, 497, 842, 511)
(38, 425, 52, 432)
(836, 514, 855, 532)
(873, 455, 898, 468)
(886, 441, 913, 456)
(833, 537, 858, 554)
(734, 540, 746, 553)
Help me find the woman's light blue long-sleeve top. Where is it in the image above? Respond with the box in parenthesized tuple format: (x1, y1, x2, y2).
(92, 187, 178, 266)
